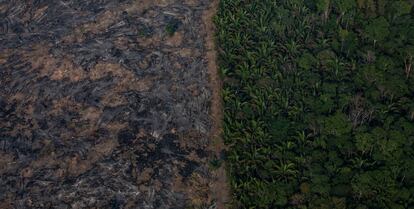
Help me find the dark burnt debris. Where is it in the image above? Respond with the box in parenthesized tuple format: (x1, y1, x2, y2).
(0, 0, 216, 208)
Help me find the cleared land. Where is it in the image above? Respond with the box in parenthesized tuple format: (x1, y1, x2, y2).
(0, 0, 226, 208)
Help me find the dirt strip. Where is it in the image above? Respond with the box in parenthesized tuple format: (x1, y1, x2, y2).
(203, 0, 230, 208)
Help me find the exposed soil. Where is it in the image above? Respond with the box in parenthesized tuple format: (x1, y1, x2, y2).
(202, 1, 230, 208)
(0, 0, 227, 208)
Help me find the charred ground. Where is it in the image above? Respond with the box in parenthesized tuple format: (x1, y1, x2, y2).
(0, 0, 223, 208)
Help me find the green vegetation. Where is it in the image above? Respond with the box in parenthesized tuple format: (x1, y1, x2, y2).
(215, 0, 414, 208)
(165, 19, 180, 36)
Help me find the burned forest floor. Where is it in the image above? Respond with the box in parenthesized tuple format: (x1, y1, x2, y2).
(0, 0, 227, 208)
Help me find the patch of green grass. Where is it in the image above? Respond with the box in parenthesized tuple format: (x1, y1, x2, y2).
(215, 0, 414, 208)
(165, 19, 180, 36)
(209, 157, 223, 170)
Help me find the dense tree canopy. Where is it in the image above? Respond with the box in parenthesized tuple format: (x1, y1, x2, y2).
(216, 0, 414, 208)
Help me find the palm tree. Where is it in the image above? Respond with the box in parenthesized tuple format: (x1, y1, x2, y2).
(274, 161, 299, 182)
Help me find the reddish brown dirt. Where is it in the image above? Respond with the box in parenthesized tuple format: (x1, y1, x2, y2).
(203, 0, 231, 208)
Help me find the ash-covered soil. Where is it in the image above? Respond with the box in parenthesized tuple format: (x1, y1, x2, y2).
(0, 0, 221, 208)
